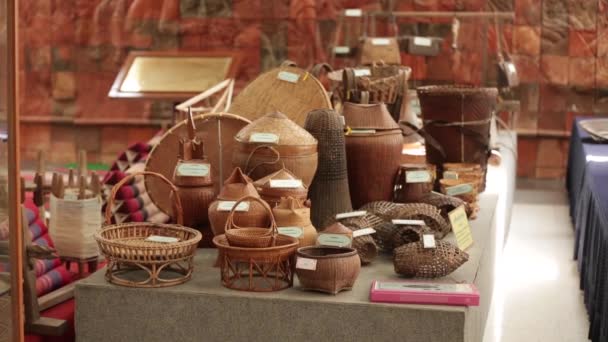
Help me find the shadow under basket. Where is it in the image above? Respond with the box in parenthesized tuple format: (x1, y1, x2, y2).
(213, 234, 299, 292)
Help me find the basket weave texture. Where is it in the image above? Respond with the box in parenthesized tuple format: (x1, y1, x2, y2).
(393, 240, 469, 278)
(295, 246, 361, 294)
(333, 215, 380, 265)
(224, 196, 277, 248)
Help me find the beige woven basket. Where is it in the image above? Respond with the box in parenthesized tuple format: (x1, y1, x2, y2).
(95, 172, 202, 288)
(224, 196, 277, 248)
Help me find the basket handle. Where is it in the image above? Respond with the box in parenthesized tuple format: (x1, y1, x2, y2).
(224, 195, 277, 236)
(310, 63, 333, 79)
(392, 167, 404, 202)
(243, 145, 283, 177)
(104, 171, 184, 226)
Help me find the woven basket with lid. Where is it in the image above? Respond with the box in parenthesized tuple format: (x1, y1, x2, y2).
(272, 197, 317, 247)
(208, 168, 270, 237)
(253, 168, 308, 208)
(343, 102, 403, 208)
(304, 109, 353, 228)
(233, 111, 318, 186)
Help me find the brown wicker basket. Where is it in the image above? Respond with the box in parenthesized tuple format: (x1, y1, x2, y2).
(392, 203, 452, 239)
(295, 246, 361, 294)
(213, 234, 299, 292)
(393, 163, 434, 203)
(359, 201, 404, 220)
(272, 197, 317, 247)
(253, 168, 308, 208)
(418, 192, 471, 219)
(332, 215, 379, 265)
(439, 178, 480, 205)
(224, 196, 278, 248)
(95, 172, 202, 288)
(393, 240, 469, 278)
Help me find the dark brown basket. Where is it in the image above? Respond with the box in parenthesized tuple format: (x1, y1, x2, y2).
(393, 164, 434, 203)
(417, 85, 497, 192)
(334, 215, 380, 265)
(359, 201, 404, 220)
(392, 203, 452, 239)
(224, 196, 278, 248)
(418, 192, 470, 220)
(393, 240, 469, 278)
(295, 246, 361, 294)
(304, 109, 353, 228)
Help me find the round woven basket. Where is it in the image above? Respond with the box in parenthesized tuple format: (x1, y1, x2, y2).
(213, 234, 299, 292)
(295, 246, 361, 295)
(224, 196, 277, 248)
(392, 203, 452, 239)
(95, 172, 202, 288)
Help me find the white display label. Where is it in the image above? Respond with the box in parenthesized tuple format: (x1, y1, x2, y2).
(269, 179, 303, 188)
(372, 38, 391, 46)
(146, 235, 180, 243)
(217, 201, 250, 212)
(334, 46, 351, 54)
(423, 234, 436, 248)
(317, 233, 352, 247)
(277, 71, 300, 83)
(354, 68, 371, 77)
(352, 227, 376, 238)
(296, 257, 318, 270)
(278, 226, 303, 238)
(446, 183, 473, 196)
(344, 8, 362, 17)
(349, 129, 376, 134)
(336, 210, 367, 219)
(392, 219, 426, 226)
(339, 115, 346, 126)
(443, 171, 459, 180)
(177, 163, 210, 177)
(249, 132, 279, 144)
(405, 170, 431, 183)
(413, 36, 433, 47)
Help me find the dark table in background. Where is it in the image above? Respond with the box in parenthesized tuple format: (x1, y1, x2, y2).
(567, 118, 608, 342)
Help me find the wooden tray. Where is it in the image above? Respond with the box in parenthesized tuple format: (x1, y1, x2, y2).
(145, 112, 250, 216)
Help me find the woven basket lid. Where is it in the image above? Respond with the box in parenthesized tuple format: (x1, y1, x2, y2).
(217, 167, 260, 200)
(228, 65, 332, 127)
(321, 222, 353, 236)
(235, 111, 318, 146)
(145, 112, 250, 215)
(342, 102, 400, 130)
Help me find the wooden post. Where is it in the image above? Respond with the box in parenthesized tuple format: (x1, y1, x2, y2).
(77, 150, 87, 181)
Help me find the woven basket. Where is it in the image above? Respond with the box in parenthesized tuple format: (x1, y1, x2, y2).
(304, 109, 353, 228)
(390, 225, 434, 251)
(393, 163, 434, 203)
(95, 172, 202, 288)
(233, 111, 318, 186)
(272, 197, 317, 247)
(392, 203, 452, 239)
(359, 201, 404, 220)
(213, 234, 299, 292)
(439, 178, 480, 205)
(393, 240, 469, 278)
(331, 215, 379, 264)
(229, 64, 332, 127)
(224, 196, 277, 248)
(146, 112, 250, 217)
(417, 85, 497, 192)
(295, 246, 361, 294)
(253, 168, 308, 208)
(418, 192, 471, 219)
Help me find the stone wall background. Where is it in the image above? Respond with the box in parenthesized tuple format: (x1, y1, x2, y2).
(17, 0, 608, 178)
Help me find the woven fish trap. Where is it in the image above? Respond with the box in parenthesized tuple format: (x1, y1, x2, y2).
(331, 215, 380, 265)
(390, 225, 434, 251)
(392, 203, 452, 239)
(393, 240, 469, 278)
(358, 201, 404, 221)
(418, 192, 471, 219)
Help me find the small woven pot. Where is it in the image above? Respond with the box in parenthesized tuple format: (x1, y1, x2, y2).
(295, 246, 361, 294)
(273, 197, 317, 247)
(393, 163, 433, 203)
(393, 240, 469, 278)
(254, 168, 308, 208)
(224, 196, 278, 248)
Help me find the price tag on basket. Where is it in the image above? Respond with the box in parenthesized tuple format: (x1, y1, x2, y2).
(448, 206, 473, 250)
(352, 227, 376, 238)
(217, 201, 250, 212)
(446, 183, 473, 196)
(413, 37, 433, 47)
(334, 46, 351, 54)
(269, 179, 303, 188)
(336, 210, 367, 219)
(277, 71, 300, 84)
(344, 8, 362, 16)
(296, 257, 317, 271)
(278, 227, 303, 238)
(176, 163, 210, 177)
(443, 171, 459, 180)
(422, 234, 436, 249)
(146, 235, 180, 243)
(392, 219, 426, 226)
(372, 38, 391, 46)
(354, 68, 371, 77)
(405, 170, 431, 183)
(317, 233, 352, 247)
(249, 132, 279, 144)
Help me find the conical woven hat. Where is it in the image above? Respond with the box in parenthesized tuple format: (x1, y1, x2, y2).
(235, 111, 317, 146)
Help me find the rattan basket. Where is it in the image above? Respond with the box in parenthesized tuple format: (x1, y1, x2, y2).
(392, 203, 452, 239)
(295, 246, 361, 294)
(393, 240, 469, 278)
(95, 172, 202, 288)
(224, 196, 277, 248)
(332, 215, 379, 265)
(359, 201, 404, 220)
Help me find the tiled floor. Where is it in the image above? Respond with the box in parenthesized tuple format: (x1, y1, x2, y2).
(484, 185, 589, 342)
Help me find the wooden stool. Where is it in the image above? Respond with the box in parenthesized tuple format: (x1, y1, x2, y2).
(62, 256, 99, 279)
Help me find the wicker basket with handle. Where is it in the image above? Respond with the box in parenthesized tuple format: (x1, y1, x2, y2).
(95, 171, 202, 288)
(224, 196, 278, 248)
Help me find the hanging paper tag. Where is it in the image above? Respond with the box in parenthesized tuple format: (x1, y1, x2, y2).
(372, 38, 391, 46)
(217, 201, 250, 212)
(449, 206, 473, 250)
(344, 8, 362, 17)
(339, 115, 346, 126)
(146, 235, 180, 243)
(405, 170, 431, 183)
(278, 226, 303, 238)
(413, 36, 433, 47)
(177, 163, 210, 177)
(269, 179, 303, 188)
(446, 183, 473, 196)
(422, 234, 436, 248)
(317, 233, 352, 247)
(277, 71, 300, 83)
(392, 219, 426, 226)
(336, 210, 367, 219)
(334, 46, 351, 54)
(296, 257, 318, 270)
(352, 227, 376, 238)
(354, 68, 371, 77)
(249, 132, 279, 144)
(443, 171, 459, 180)
(349, 129, 376, 134)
